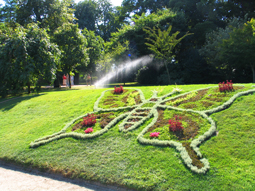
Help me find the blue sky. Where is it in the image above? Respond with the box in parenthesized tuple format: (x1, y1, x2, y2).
(0, 0, 122, 7)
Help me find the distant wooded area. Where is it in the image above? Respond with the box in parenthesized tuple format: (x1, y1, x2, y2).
(0, 0, 255, 96)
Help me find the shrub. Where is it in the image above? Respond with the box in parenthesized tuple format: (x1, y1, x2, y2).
(114, 85, 123, 94)
(218, 80, 233, 92)
(136, 66, 158, 85)
(82, 114, 97, 127)
(169, 115, 183, 132)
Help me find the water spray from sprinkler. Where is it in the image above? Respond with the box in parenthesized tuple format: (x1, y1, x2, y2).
(95, 55, 153, 87)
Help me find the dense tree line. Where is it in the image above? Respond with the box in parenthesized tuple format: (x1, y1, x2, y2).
(0, 0, 255, 96)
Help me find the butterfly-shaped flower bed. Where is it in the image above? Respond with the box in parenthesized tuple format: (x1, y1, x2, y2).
(30, 85, 255, 174)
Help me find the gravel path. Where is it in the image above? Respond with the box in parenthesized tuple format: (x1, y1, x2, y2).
(0, 161, 129, 191)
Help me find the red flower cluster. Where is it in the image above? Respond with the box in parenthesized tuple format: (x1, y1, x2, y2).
(150, 132, 160, 138)
(114, 85, 123, 94)
(84, 127, 93, 134)
(218, 80, 233, 92)
(169, 115, 184, 132)
(82, 114, 97, 127)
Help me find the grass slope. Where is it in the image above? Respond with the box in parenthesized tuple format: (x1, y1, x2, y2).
(0, 84, 254, 190)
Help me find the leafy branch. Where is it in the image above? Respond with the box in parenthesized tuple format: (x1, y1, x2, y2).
(143, 25, 192, 84)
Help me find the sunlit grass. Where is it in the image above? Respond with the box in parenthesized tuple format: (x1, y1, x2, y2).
(0, 83, 254, 190)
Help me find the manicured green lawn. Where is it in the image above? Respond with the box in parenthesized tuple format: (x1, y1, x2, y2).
(0, 84, 254, 190)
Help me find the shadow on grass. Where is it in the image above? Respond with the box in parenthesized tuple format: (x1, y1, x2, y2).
(0, 87, 79, 111)
(39, 87, 80, 93)
(0, 94, 44, 111)
(0, 159, 128, 191)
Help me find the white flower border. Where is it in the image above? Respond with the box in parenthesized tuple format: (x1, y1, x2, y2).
(30, 86, 255, 174)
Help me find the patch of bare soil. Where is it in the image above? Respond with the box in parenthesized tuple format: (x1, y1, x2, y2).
(182, 142, 204, 169)
(163, 89, 209, 107)
(127, 118, 141, 122)
(124, 124, 133, 129)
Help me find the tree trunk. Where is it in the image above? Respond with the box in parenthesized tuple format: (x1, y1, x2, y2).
(54, 72, 61, 88)
(74, 72, 79, 85)
(69, 73, 71, 88)
(27, 81, 31, 94)
(164, 61, 171, 84)
(252, 65, 255, 83)
(54, 79, 60, 88)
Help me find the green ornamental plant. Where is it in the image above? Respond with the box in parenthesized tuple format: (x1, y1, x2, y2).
(30, 86, 255, 174)
(143, 25, 192, 84)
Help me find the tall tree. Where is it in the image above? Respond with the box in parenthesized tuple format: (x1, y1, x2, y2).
(199, 17, 248, 81)
(74, 0, 99, 31)
(15, 0, 75, 34)
(120, 0, 169, 19)
(81, 28, 104, 74)
(0, 23, 60, 95)
(0, 0, 18, 26)
(53, 23, 88, 88)
(144, 25, 191, 84)
(16, 0, 57, 26)
(109, 8, 186, 56)
(208, 0, 255, 20)
(42, 0, 75, 35)
(220, 18, 255, 82)
(97, 0, 115, 41)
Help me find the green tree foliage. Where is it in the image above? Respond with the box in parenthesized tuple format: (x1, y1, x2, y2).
(42, 0, 75, 35)
(199, 17, 249, 82)
(220, 18, 255, 83)
(178, 48, 215, 84)
(101, 40, 130, 84)
(206, 0, 255, 20)
(74, 0, 121, 41)
(80, 28, 104, 74)
(97, 41, 129, 75)
(53, 23, 88, 88)
(119, 0, 169, 20)
(1, 0, 254, 89)
(15, 0, 75, 34)
(0, 0, 18, 25)
(74, 0, 99, 31)
(16, 0, 57, 26)
(96, 0, 116, 41)
(144, 25, 192, 84)
(110, 8, 186, 56)
(169, 0, 205, 27)
(0, 23, 60, 96)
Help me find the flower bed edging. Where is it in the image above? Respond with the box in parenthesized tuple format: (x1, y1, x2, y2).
(30, 112, 129, 148)
(30, 86, 255, 174)
(204, 89, 255, 115)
